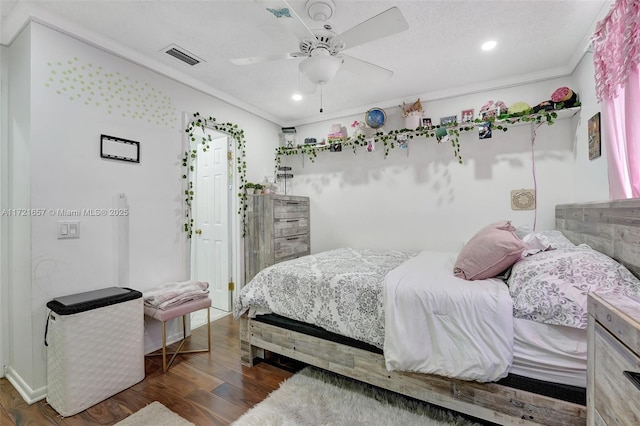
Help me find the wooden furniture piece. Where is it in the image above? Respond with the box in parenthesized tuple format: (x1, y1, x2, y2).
(587, 292, 640, 425)
(240, 198, 640, 426)
(244, 194, 310, 283)
(144, 297, 212, 372)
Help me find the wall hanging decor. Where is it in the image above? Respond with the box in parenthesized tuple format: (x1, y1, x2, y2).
(100, 134, 140, 163)
(511, 189, 536, 210)
(588, 112, 601, 160)
(277, 166, 293, 195)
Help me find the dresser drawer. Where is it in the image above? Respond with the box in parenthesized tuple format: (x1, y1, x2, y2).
(594, 323, 640, 425)
(274, 217, 309, 238)
(273, 198, 309, 219)
(274, 234, 310, 261)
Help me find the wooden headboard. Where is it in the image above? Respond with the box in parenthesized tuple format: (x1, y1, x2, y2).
(556, 198, 640, 278)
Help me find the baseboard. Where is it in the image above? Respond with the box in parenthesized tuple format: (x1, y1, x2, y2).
(6, 366, 46, 404)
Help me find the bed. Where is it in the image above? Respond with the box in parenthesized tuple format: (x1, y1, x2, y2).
(236, 198, 640, 426)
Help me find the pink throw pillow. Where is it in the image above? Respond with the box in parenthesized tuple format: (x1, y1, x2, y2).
(454, 221, 525, 280)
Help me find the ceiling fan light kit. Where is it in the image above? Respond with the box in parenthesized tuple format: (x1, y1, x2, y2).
(299, 50, 342, 84)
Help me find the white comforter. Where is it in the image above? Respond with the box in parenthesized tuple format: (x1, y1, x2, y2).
(383, 251, 514, 382)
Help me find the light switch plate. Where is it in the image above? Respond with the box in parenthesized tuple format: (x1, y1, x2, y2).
(57, 221, 80, 239)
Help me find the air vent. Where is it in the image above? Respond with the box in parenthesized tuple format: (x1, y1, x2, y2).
(162, 44, 203, 66)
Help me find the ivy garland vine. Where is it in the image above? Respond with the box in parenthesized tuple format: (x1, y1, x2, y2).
(274, 110, 561, 170)
(183, 112, 248, 237)
(181, 109, 564, 237)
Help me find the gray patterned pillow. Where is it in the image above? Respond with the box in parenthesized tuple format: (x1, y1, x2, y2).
(508, 247, 640, 329)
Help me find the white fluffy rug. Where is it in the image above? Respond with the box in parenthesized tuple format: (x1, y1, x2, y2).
(232, 367, 483, 426)
(115, 401, 195, 426)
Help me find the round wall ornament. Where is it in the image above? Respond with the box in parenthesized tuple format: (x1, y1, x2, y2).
(511, 189, 536, 210)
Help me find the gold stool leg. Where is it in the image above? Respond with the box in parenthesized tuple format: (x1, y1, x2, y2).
(162, 320, 168, 373)
(147, 306, 211, 373)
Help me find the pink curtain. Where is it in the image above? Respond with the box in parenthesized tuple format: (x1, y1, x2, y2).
(592, 0, 640, 199)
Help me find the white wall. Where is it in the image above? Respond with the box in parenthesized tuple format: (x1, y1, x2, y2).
(6, 25, 37, 399)
(4, 22, 281, 402)
(282, 78, 593, 254)
(570, 52, 609, 201)
(0, 44, 8, 379)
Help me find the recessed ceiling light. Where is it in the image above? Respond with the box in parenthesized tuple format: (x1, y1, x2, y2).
(481, 40, 497, 51)
(292, 93, 303, 101)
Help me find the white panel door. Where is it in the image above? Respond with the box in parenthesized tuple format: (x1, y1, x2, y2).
(194, 133, 230, 311)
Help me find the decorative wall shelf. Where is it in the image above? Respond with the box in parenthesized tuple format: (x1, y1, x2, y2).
(274, 106, 581, 170)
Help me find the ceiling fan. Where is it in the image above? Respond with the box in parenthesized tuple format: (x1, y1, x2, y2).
(231, 0, 409, 91)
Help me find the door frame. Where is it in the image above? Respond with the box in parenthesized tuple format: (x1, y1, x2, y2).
(183, 112, 241, 309)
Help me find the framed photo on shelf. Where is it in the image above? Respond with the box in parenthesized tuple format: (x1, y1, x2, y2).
(480, 107, 503, 121)
(440, 115, 457, 126)
(588, 112, 601, 160)
(461, 109, 474, 123)
(421, 117, 432, 129)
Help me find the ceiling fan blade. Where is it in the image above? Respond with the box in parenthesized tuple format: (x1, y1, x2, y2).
(336, 7, 409, 50)
(231, 52, 304, 65)
(341, 54, 393, 82)
(257, 0, 317, 42)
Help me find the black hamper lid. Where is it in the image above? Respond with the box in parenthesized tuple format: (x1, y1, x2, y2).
(46, 286, 142, 315)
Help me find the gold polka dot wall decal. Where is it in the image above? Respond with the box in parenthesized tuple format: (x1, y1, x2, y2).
(45, 57, 177, 127)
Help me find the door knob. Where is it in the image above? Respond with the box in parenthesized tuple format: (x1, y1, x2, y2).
(195, 228, 202, 235)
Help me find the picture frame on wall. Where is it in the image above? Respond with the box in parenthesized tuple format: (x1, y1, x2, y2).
(588, 112, 601, 160)
(100, 134, 140, 163)
(421, 117, 432, 129)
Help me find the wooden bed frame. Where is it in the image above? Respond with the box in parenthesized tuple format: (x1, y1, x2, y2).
(240, 198, 640, 426)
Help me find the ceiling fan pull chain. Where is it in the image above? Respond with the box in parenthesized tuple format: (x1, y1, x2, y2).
(320, 83, 324, 113)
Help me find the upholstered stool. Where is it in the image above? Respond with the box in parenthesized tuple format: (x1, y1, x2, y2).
(144, 297, 212, 372)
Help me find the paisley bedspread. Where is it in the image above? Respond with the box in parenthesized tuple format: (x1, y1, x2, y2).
(233, 247, 418, 348)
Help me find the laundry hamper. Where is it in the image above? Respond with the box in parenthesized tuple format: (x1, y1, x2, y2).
(45, 286, 144, 416)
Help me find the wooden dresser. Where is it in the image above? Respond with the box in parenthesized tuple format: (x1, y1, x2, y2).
(244, 194, 310, 283)
(587, 292, 640, 425)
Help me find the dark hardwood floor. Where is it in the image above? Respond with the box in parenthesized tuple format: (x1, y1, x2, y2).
(0, 314, 303, 425)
